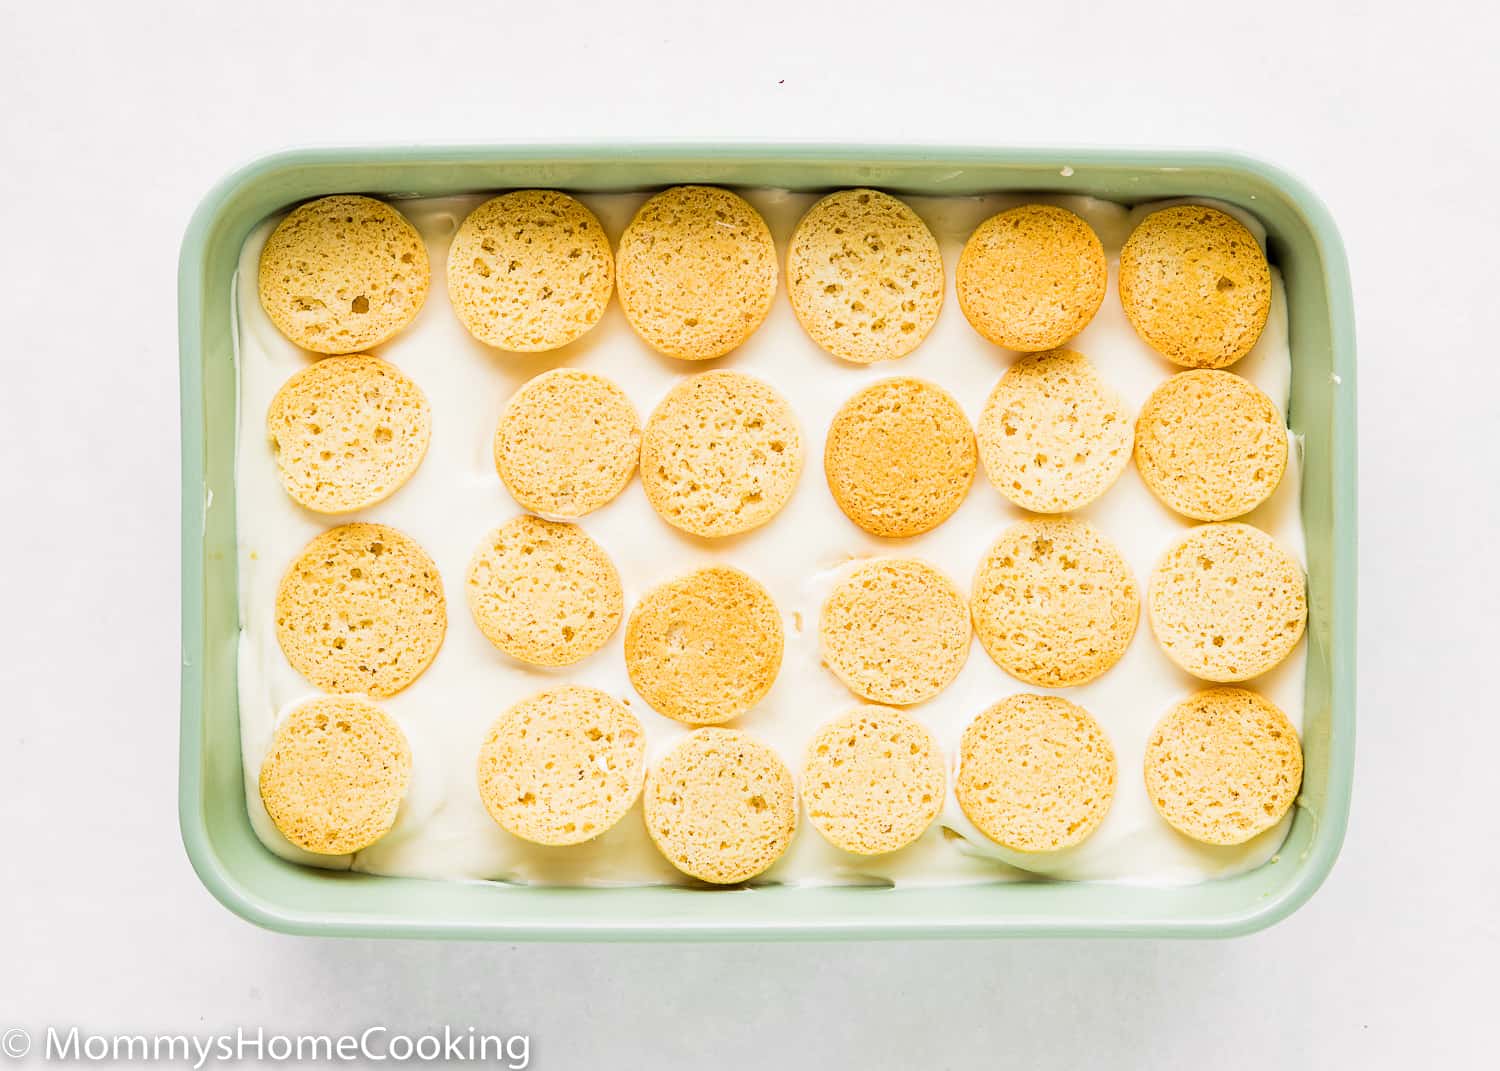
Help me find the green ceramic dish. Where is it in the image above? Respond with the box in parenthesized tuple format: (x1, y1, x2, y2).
(179, 145, 1355, 939)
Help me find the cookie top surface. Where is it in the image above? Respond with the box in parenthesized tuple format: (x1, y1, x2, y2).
(786, 189, 944, 364)
(275, 523, 446, 697)
(625, 566, 783, 725)
(1118, 205, 1272, 369)
(955, 204, 1107, 352)
(616, 186, 778, 360)
(266, 354, 431, 514)
(466, 515, 623, 667)
(259, 695, 413, 855)
(476, 685, 646, 846)
(977, 349, 1134, 514)
(1134, 370, 1288, 521)
(447, 190, 614, 352)
(971, 518, 1138, 688)
(1144, 687, 1303, 845)
(824, 377, 976, 538)
(639, 370, 803, 538)
(258, 195, 430, 354)
(1148, 523, 1306, 682)
(493, 368, 641, 518)
(955, 694, 1116, 854)
(819, 558, 970, 706)
(802, 705, 946, 855)
(642, 728, 798, 884)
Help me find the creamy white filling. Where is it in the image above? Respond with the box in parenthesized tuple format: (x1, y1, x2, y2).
(233, 188, 1306, 888)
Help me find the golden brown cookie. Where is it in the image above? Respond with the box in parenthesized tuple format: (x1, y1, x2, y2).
(493, 369, 641, 518)
(955, 694, 1116, 854)
(258, 194, 429, 353)
(786, 189, 944, 364)
(639, 371, 803, 537)
(642, 728, 798, 884)
(976, 349, 1133, 514)
(476, 685, 646, 846)
(265, 354, 430, 514)
(616, 186, 778, 360)
(1144, 687, 1303, 845)
(956, 204, 1107, 351)
(1148, 523, 1306, 682)
(466, 516, 623, 667)
(819, 558, 970, 706)
(1134, 370, 1288, 521)
(259, 695, 413, 855)
(802, 705, 946, 855)
(625, 566, 783, 725)
(824, 377, 976, 537)
(1118, 205, 1272, 369)
(971, 518, 1138, 688)
(447, 190, 614, 351)
(275, 523, 446, 697)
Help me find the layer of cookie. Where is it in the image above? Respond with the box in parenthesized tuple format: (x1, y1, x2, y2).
(235, 190, 1305, 887)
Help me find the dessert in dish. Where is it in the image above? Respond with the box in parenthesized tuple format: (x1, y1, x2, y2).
(236, 186, 1308, 888)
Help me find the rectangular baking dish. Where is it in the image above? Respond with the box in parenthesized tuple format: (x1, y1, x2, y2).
(179, 144, 1356, 939)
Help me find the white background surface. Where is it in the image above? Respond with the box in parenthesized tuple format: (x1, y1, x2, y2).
(0, 0, 1493, 1067)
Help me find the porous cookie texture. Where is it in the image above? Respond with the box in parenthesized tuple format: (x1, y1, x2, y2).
(1119, 205, 1272, 369)
(476, 686, 646, 846)
(971, 518, 1138, 688)
(265, 354, 431, 514)
(642, 728, 798, 884)
(977, 349, 1133, 514)
(257, 194, 429, 354)
(955, 204, 1107, 352)
(624, 566, 783, 725)
(493, 368, 641, 518)
(1134, 370, 1288, 521)
(802, 705, 946, 855)
(820, 558, 970, 706)
(824, 377, 976, 538)
(640, 370, 803, 538)
(1144, 687, 1303, 846)
(259, 696, 413, 856)
(955, 694, 1116, 854)
(466, 515, 623, 667)
(1148, 523, 1306, 682)
(275, 523, 446, 698)
(447, 190, 614, 352)
(786, 189, 944, 364)
(616, 186, 778, 360)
